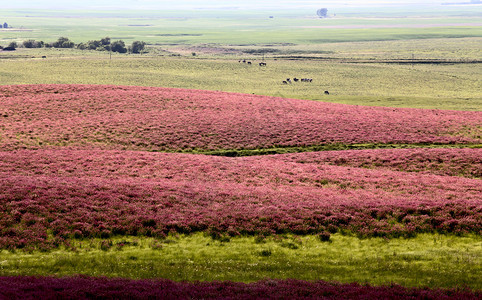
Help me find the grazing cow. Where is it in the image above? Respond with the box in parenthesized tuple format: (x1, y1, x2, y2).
(282, 81, 288, 84)
(42, 56, 47, 58)
(293, 78, 299, 82)
(324, 91, 330, 95)
(247, 61, 252, 65)
(242, 59, 246, 63)
(259, 62, 266, 66)
(286, 78, 292, 84)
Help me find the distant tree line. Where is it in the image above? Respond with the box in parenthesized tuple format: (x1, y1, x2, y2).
(0, 22, 9, 29)
(2, 36, 146, 54)
(76, 37, 146, 54)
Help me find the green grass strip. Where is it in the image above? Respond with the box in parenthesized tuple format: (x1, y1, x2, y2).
(1, 233, 480, 290)
(182, 143, 482, 157)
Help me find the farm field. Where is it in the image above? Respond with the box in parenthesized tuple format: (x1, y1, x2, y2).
(1, 4, 482, 298)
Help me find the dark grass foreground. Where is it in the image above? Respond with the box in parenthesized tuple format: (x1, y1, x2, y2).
(0, 277, 479, 299)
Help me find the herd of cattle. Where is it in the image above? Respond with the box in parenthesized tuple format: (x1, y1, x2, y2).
(282, 77, 312, 84)
(239, 59, 265, 66)
(282, 78, 329, 94)
(238, 59, 329, 94)
(282, 77, 329, 95)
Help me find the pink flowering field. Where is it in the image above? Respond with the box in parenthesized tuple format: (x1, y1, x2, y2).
(1, 149, 480, 250)
(276, 148, 482, 178)
(1, 276, 479, 299)
(0, 84, 480, 151)
(1, 84, 481, 297)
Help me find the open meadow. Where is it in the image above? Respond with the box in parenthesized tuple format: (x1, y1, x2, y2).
(1, 4, 481, 298)
(0, 39, 481, 111)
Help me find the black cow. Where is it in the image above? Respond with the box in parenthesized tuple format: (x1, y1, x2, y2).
(259, 62, 266, 66)
(324, 91, 330, 95)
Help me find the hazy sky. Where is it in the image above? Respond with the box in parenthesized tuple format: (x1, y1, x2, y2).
(3, 0, 447, 10)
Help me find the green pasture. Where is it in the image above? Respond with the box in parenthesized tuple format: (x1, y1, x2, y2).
(1, 8, 480, 110)
(1, 8, 482, 45)
(1, 234, 480, 289)
(1, 47, 480, 111)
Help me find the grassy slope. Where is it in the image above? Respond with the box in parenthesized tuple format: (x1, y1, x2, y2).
(1, 234, 481, 289)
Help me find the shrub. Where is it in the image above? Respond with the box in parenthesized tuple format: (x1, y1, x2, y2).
(111, 40, 127, 53)
(130, 41, 146, 53)
(52, 37, 74, 48)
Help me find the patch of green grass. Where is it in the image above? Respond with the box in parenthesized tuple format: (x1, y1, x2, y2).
(1, 233, 480, 289)
(189, 143, 482, 157)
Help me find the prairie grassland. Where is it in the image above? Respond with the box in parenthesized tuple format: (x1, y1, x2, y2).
(1, 7, 480, 110)
(0, 45, 481, 110)
(1, 234, 480, 289)
(1, 7, 481, 45)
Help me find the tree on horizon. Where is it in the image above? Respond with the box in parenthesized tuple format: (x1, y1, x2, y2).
(317, 8, 328, 18)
